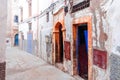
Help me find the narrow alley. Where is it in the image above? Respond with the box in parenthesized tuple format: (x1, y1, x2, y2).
(6, 47, 77, 80)
(1, 0, 120, 80)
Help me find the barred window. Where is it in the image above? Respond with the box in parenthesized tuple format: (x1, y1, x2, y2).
(14, 15, 18, 23)
(46, 12, 49, 22)
(72, 0, 90, 13)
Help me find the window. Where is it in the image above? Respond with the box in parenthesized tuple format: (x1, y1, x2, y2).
(46, 12, 49, 22)
(14, 15, 18, 23)
(28, 22, 32, 31)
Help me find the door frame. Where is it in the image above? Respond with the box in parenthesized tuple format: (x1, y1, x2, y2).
(72, 16, 93, 80)
(53, 22, 66, 64)
(52, 8, 66, 64)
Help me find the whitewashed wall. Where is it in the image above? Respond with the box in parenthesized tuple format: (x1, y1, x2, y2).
(18, 0, 120, 79)
(18, 0, 38, 55)
(0, 0, 7, 64)
(105, 0, 120, 80)
(91, 0, 120, 79)
(64, 0, 120, 79)
(38, 9, 53, 63)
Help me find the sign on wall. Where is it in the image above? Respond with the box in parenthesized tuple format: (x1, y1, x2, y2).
(64, 41, 71, 60)
(93, 49, 107, 69)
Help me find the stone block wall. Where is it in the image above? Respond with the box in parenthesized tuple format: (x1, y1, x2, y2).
(110, 54, 120, 80)
(0, 62, 6, 80)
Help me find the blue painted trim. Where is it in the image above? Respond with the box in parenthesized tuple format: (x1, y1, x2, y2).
(27, 33, 33, 54)
(84, 30, 88, 53)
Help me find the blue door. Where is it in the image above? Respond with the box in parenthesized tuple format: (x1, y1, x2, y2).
(14, 34, 19, 46)
(76, 24, 88, 79)
(84, 30, 88, 53)
(27, 32, 33, 54)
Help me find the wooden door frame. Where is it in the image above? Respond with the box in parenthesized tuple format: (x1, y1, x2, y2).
(72, 16, 93, 80)
(52, 22, 66, 64)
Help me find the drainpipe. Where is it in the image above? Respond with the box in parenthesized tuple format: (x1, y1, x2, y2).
(10, 0, 13, 47)
(36, 0, 39, 57)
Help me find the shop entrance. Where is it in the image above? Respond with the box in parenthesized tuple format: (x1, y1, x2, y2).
(76, 23, 88, 79)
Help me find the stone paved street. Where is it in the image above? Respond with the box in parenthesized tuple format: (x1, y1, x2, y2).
(6, 47, 77, 80)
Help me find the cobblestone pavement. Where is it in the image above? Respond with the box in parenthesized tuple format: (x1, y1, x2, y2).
(6, 47, 77, 80)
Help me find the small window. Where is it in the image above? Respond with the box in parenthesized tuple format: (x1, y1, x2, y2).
(28, 23, 32, 30)
(46, 12, 49, 22)
(14, 15, 18, 23)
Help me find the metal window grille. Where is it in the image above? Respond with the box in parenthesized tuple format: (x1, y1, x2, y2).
(72, 0, 90, 13)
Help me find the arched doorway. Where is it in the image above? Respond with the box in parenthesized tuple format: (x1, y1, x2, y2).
(58, 25, 64, 63)
(14, 34, 19, 46)
(53, 22, 65, 64)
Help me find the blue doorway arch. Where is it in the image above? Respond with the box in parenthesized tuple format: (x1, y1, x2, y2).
(14, 34, 19, 46)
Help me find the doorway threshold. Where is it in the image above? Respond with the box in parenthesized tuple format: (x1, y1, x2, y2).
(74, 75, 85, 80)
(55, 63, 65, 71)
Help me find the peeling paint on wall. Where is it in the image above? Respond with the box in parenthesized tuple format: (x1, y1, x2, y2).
(19, 0, 120, 79)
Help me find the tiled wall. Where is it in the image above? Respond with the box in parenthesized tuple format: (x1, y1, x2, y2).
(110, 54, 120, 80)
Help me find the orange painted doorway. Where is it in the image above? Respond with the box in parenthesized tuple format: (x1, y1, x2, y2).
(72, 16, 92, 80)
(54, 23, 64, 63)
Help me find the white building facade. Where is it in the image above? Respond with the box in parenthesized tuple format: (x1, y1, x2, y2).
(18, 0, 39, 55)
(19, 0, 120, 80)
(0, 0, 8, 80)
(7, 0, 19, 47)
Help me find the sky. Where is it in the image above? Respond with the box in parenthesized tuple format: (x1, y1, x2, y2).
(39, 0, 57, 11)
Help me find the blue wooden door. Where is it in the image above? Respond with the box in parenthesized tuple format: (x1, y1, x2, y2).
(27, 32, 33, 54)
(14, 34, 19, 46)
(76, 26, 88, 78)
(84, 30, 88, 53)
